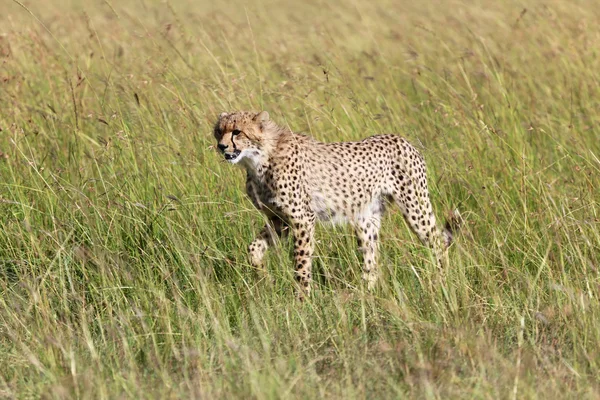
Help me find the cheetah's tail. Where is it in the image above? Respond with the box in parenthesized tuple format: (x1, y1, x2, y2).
(442, 208, 462, 249)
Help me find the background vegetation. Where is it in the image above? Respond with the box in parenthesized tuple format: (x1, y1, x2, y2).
(1, 0, 599, 398)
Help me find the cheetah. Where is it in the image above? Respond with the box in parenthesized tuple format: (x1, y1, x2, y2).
(213, 111, 457, 299)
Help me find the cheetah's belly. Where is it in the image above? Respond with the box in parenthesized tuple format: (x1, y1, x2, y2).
(310, 191, 349, 225)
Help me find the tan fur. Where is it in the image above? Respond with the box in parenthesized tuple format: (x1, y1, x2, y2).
(213, 111, 455, 300)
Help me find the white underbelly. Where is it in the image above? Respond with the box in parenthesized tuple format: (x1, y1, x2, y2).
(310, 192, 348, 225)
(310, 191, 386, 226)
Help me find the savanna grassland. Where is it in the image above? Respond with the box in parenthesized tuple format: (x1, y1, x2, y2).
(1, 0, 599, 398)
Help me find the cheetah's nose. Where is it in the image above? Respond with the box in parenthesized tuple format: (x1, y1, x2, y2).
(217, 143, 228, 152)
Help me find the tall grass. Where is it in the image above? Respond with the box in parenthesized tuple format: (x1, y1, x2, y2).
(1, 0, 599, 398)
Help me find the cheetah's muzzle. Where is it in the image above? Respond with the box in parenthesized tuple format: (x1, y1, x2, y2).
(224, 150, 241, 162)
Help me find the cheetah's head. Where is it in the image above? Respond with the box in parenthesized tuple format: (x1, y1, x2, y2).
(213, 111, 271, 165)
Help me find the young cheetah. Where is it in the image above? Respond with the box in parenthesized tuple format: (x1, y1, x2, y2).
(213, 111, 456, 299)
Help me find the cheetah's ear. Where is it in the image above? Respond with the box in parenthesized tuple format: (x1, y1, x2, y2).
(254, 111, 269, 122)
(219, 112, 228, 119)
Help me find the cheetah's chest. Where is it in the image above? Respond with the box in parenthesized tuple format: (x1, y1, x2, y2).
(249, 176, 285, 214)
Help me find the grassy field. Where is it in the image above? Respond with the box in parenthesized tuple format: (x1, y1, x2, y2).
(1, 0, 599, 398)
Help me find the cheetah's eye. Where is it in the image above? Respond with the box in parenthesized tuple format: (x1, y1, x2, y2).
(232, 129, 241, 136)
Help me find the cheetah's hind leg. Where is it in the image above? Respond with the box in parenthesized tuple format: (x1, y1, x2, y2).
(354, 206, 383, 290)
(388, 170, 448, 267)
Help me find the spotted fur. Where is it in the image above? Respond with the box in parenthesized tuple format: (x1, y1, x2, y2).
(213, 111, 457, 299)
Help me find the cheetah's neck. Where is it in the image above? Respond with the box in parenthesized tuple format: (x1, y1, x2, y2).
(238, 149, 269, 180)
(239, 125, 291, 179)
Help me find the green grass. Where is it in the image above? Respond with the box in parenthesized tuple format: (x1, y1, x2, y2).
(1, 0, 599, 398)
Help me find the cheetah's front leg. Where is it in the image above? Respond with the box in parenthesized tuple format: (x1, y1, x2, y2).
(291, 215, 315, 300)
(248, 217, 287, 270)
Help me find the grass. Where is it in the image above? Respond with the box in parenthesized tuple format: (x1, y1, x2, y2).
(1, 0, 599, 398)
